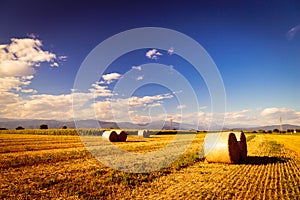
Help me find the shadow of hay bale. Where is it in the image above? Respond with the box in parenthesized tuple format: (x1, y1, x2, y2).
(245, 156, 289, 165)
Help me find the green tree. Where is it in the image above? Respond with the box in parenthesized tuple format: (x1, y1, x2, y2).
(40, 124, 48, 129)
(16, 126, 25, 130)
(273, 129, 279, 133)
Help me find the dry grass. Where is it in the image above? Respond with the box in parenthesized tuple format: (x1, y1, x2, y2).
(0, 132, 299, 199)
(263, 134, 300, 155)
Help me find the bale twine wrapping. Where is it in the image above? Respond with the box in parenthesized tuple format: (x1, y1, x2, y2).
(115, 130, 127, 142)
(235, 131, 247, 162)
(102, 130, 118, 142)
(138, 130, 151, 138)
(204, 132, 240, 164)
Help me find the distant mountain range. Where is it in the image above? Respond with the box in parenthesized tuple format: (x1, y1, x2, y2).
(232, 124, 300, 131)
(0, 118, 202, 130)
(0, 118, 299, 131)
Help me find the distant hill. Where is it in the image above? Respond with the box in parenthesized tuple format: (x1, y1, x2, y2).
(0, 119, 203, 130)
(232, 124, 300, 131)
(0, 118, 299, 131)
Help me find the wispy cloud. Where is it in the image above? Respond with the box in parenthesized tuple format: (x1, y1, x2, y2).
(219, 108, 300, 128)
(177, 104, 186, 110)
(93, 93, 174, 123)
(26, 33, 38, 39)
(199, 106, 207, 110)
(132, 66, 142, 71)
(128, 93, 173, 108)
(58, 55, 68, 61)
(88, 82, 113, 97)
(19, 88, 37, 94)
(168, 47, 174, 55)
(146, 49, 163, 60)
(287, 24, 300, 41)
(136, 75, 144, 81)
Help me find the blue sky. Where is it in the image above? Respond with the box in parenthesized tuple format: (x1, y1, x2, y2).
(0, 0, 300, 128)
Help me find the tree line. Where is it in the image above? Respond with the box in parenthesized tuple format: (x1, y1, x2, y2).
(0, 124, 68, 130)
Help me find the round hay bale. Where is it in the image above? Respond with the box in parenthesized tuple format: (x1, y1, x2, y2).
(138, 130, 151, 138)
(102, 130, 118, 142)
(204, 132, 240, 164)
(115, 130, 127, 142)
(235, 131, 247, 162)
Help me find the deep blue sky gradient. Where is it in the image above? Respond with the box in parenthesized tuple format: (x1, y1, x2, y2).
(1, 0, 300, 115)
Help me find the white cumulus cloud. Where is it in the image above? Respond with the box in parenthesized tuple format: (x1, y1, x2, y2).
(0, 75, 36, 93)
(102, 72, 121, 84)
(0, 37, 63, 95)
(0, 38, 59, 78)
(50, 62, 59, 67)
(260, 107, 300, 121)
(146, 49, 163, 60)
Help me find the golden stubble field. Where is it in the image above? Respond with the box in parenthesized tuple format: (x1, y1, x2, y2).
(0, 131, 299, 199)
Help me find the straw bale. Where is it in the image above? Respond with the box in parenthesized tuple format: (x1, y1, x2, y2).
(204, 132, 240, 164)
(235, 131, 247, 162)
(115, 130, 127, 142)
(102, 130, 118, 142)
